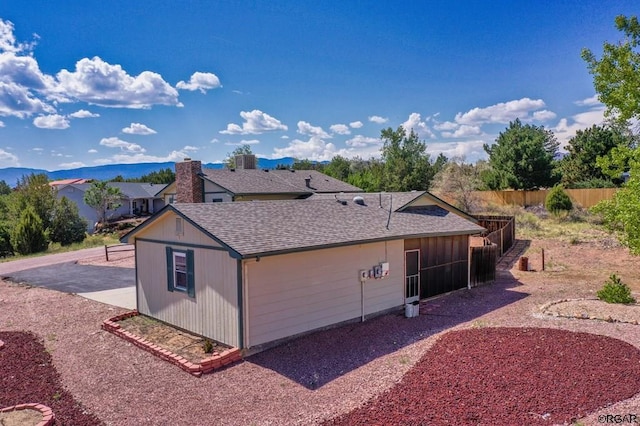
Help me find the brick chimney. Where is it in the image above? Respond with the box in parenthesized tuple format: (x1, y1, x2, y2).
(175, 158, 204, 203)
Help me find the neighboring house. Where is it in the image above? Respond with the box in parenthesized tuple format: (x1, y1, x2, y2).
(57, 182, 168, 232)
(161, 156, 362, 204)
(121, 191, 485, 352)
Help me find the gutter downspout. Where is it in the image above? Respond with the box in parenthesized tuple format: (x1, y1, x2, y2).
(361, 278, 365, 322)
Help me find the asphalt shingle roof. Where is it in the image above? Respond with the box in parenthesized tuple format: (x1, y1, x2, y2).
(68, 182, 168, 198)
(166, 198, 485, 258)
(201, 169, 362, 195)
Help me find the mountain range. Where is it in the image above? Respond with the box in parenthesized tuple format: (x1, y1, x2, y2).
(0, 157, 302, 186)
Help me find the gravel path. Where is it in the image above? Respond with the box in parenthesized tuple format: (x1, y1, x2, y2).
(1, 238, 640, 425)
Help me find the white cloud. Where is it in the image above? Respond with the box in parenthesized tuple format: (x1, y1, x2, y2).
(210, 138, 219, 143)
(426, 140, 486, 161)
(0, 120, 4, 127)
(345, 135, 380, 148)
(433, 121, 458, 131)
(575, 95, 601, 107)
(122, 122, 157, 135)
(58, 161, 85, 169)
(56, 56, 181, 108)
(69, 109, 99, 118)
(0, 81, 55, 118)
(272, 137, 339, 161)
(31, 147, 43, 152)
(225, 139, 260, 146)
(33, 114, 70, 129)
(454, 98, 547, 125)
(297, 121, 331, 138)
(552, 106, 606, 149)
(88, 149, 98, 153)
(0, 148, 19, 166)
(0, 19, 36, 54)
(349, 121, 363, 129)
(368, 115, 388, 124)
(330, 124, 350, 135)
(220, 109, 288, 135)
(281, 135, 289, 139)
(532, 110, 557, 122)
(182, 145, 199, 151)
(94, 150, 187, 165)
(176, 72, 222, 93)
(441, 124, 482, 138)
(99, 136, 145, 153)
(402, 113, 435, 138)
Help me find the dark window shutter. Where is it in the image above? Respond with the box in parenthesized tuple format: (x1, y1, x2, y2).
(186, 249, 195, 298)
(166, 246, 174, 292)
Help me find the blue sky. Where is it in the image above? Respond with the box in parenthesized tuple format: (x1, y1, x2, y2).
(0, 1, 637, 170)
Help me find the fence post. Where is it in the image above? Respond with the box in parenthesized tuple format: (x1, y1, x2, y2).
(104, 245, 109, 262)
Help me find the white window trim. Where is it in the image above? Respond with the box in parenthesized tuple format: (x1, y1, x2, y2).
(173, 251, 188, 291)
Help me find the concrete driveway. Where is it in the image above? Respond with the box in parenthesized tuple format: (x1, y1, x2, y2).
(0, 247, 136, 309)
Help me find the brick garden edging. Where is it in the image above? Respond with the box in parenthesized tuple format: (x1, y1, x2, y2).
(102, 311, 242, 377)
(0, 403, 55, 426)
(0, 339, 4, 350)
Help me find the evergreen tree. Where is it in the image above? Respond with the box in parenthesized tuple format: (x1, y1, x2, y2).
(11, 205, 48, 255)
(483, 119, 559, 190)
(50, 197, 87, 246)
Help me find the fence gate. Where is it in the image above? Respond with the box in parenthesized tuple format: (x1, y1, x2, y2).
(405, 249, 420, 303)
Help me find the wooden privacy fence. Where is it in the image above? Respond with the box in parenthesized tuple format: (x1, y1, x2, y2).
(471, 188, 618, 209)
(469, 215, 515, 287)
(475, 215, 515, 257)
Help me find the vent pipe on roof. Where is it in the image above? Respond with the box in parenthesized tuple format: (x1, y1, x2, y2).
(305, 177, 311, 188)
(386, 193, 392, 230)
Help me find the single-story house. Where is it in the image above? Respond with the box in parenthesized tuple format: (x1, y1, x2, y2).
(57, 182, 169, 232)
(162, 156, 362, 204)
(121, 191, 485, 352)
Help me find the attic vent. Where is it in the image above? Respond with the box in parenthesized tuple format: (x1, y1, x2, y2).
(337, 199, 347, 206)
(353, 196, 365, 206)
(262, 169, 269, 172)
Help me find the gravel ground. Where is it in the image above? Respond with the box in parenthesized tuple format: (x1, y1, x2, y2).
(324, 327, 640, 425)
(0, 331, 102, 425)
(1, 237, 640, 425)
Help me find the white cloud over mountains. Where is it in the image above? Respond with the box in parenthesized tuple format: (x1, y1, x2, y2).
(220, 110, 288, 135)
(0, 18, 217, 125)
(297, 121, 331, 138)
(99, 137, 146, 153)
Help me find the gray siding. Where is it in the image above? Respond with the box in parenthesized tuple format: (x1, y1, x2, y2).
(244, 240, 404, 348)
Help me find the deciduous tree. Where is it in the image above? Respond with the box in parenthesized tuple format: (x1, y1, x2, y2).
(582, 15, 640, 124)
(83, 181, 124, 226)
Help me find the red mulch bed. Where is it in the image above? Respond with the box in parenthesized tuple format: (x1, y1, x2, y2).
(326, 327, 640, 425)
(0, 331, 102, 425)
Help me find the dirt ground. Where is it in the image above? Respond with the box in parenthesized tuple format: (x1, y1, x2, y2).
(117, 315, 230, 363)
(0, 409, 42, 426)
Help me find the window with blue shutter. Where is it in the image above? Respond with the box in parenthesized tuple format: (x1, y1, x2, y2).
(166, 247, 195, 298)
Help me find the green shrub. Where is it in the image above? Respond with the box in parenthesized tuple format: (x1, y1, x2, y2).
(11, 205, 49, 255)
(597, 274, 636, 304)
(545, 185, 573, 215)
